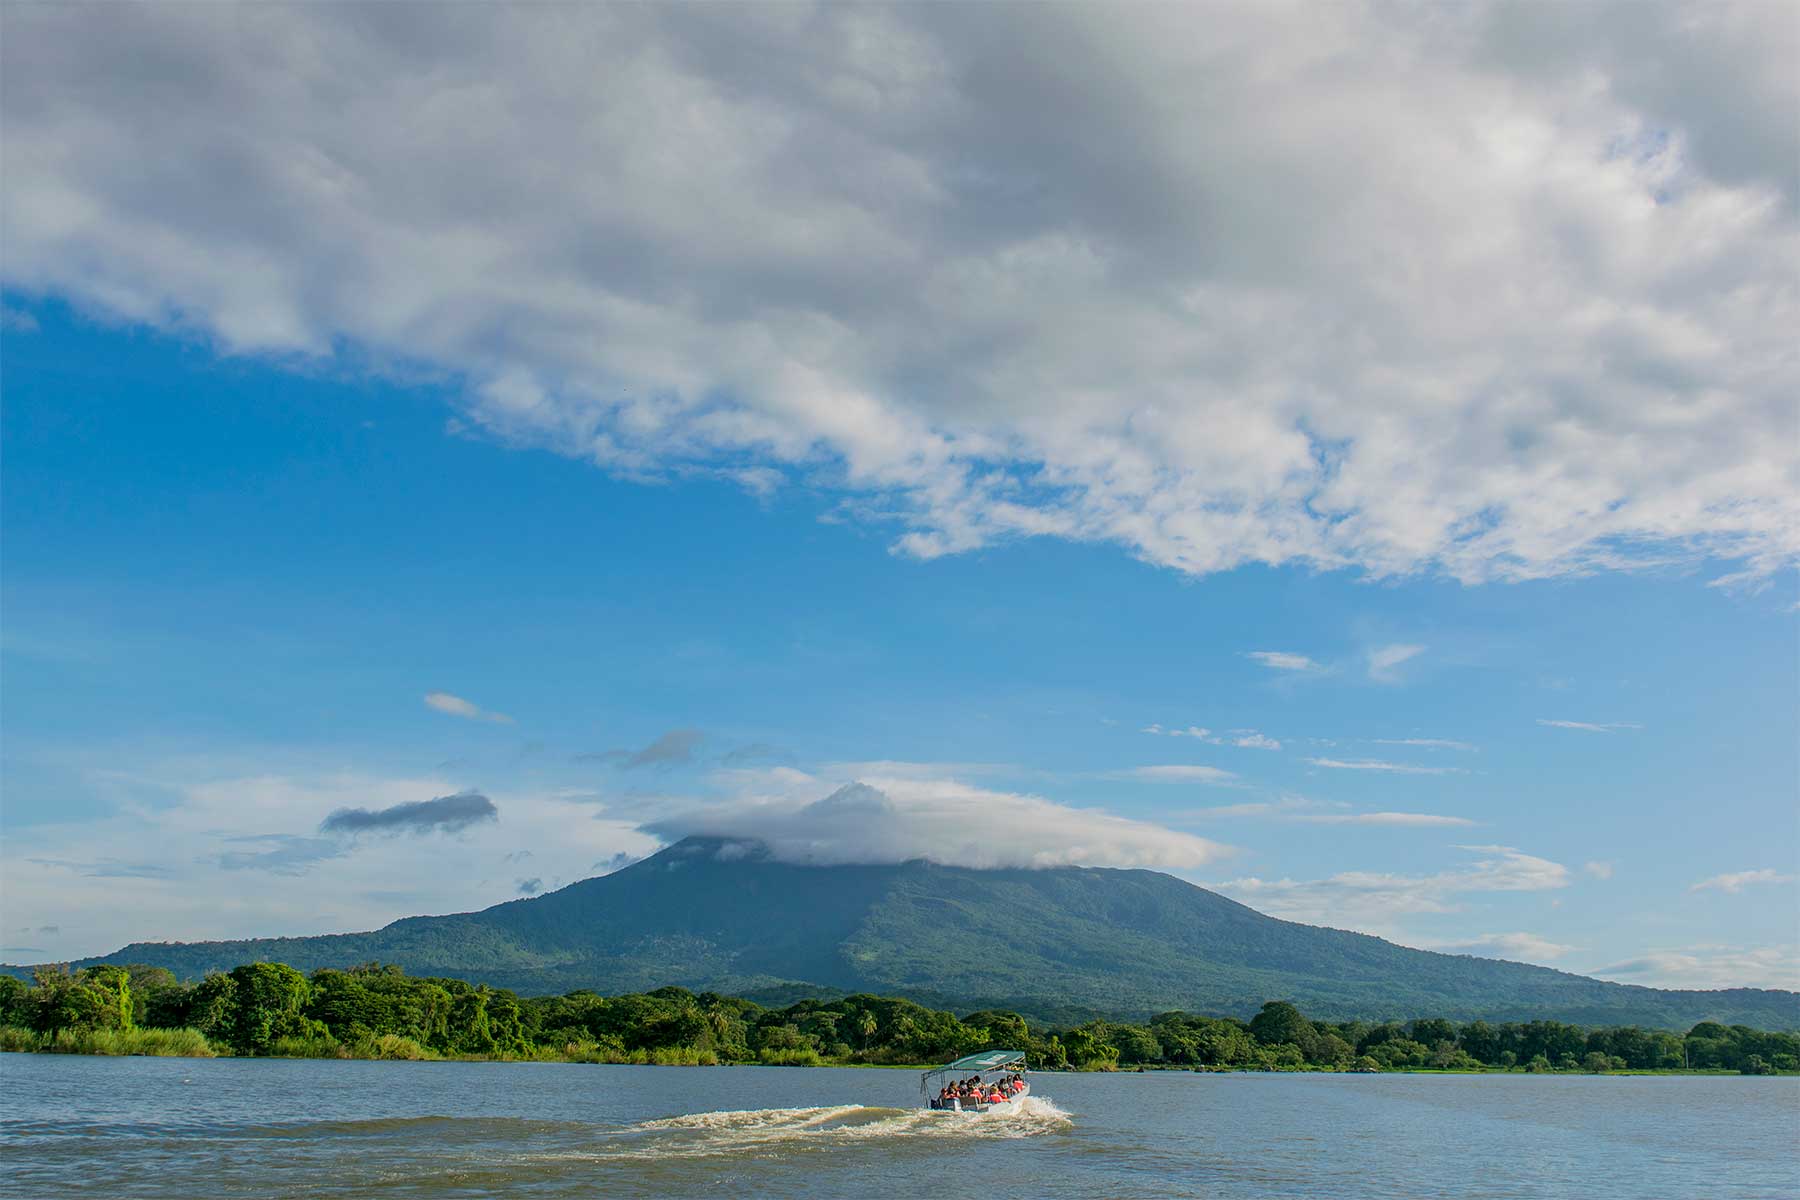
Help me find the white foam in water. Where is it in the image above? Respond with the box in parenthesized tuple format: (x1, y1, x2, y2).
(562, 1097, 1073, 1162)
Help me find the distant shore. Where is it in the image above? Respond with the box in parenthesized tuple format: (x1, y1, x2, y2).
(3, 1028, 1789, 1077)
(8, 963, 1796, 1077)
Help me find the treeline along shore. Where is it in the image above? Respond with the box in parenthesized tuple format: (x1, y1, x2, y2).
(3, 962, 1795, 1075)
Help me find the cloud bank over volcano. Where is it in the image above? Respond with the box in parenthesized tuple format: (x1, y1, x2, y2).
(5, 2, 1794, 583)
(643, 779, 1231, 871)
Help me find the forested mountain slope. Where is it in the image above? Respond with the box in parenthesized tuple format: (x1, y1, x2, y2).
(30, 838, 1797, 1027)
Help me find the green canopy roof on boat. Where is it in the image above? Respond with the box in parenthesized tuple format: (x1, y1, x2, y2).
(929, 1050, 1026, 1075)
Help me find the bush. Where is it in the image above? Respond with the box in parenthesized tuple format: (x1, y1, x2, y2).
(349, 1033, 434, 1061)
(268, 1034, 347, 1058)
(12, 1027, 217, 1057)
(0, 1026, 40, 1052)
(758, 1047, 824, 1066)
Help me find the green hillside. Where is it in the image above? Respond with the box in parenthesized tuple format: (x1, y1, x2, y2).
(30, 838, 1798, 1028)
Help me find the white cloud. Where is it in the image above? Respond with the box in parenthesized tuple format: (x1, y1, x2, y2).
(1142, 724, 1280, 750)
(1127, 765, 1240, 785)
(423, 691, 513, 725)
(2, 766, 658, 960)
(1321, 811, 1475, 828)
(6, 5, 1792, 584)
(1305, 757, 1464, 776)
(644, 777, 1233, 871)
(818, 759, 1019, 782)
(1366, 643, 1426, 683)
(1689, 868, 1797, 894)
(1371, 738, 1478, 752)
(1589, 945, 1800, 991)
(1425, 931, 1579, 963)
(1214, 845, 1572, 934)
(1190, 799, 1473, 828)
(1584, 860, 1616, 880)
(1536, 719, 1642, 732)
(1247, 652, 1319, 672)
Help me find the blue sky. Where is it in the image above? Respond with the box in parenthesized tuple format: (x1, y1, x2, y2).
(2, 4, 1796, 990)
(4, 298, 1794, 986)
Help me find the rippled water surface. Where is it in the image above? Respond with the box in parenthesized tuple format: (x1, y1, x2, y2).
(2, 1055, 1796, 1198)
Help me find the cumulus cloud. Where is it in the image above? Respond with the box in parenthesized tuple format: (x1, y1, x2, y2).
(1366, 644, 1426, 683)
(1215, 845, 1571, 933)
(1589, 945, 1800, 991)
(1689, 868, 1796, 894)
(5, 4, 1792, 584)
(423, 692, 513, 725)
(515, 877, 543, 895)
(319, 789, 499, 835)
(1426, 931, 1579, 963)
(1536, 719, 1642, 733)
(1248, 652, 1319, 672)
(1305, 757, 1463, 776)
(644, 778, 1233, 870)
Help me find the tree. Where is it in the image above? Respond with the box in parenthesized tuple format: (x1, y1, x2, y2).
(81, 965, 135, 1031)
(1103, 1023, 1162, 1066)
(1249, 1001, 1311, 1047)
(1061, 1026, 1121, 1070)
(1458, 1020, 1499, 1064)
(225, 963, 314, 1054)
(0, 975, 33, 1027)
(1314, 1033, 1355, 1068)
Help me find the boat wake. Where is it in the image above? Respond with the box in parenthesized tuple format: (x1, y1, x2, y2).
(553, 1097, 1072, 1163)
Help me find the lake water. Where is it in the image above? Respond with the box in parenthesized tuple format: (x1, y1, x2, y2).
(2, 1055, 1796, 1198)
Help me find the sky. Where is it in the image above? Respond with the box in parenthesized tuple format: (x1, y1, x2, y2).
(1, 2, 1796, 991)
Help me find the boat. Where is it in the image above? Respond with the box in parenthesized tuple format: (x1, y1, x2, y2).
(921, 1049, 1030, 1112)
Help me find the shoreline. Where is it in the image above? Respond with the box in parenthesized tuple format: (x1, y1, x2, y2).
(2, 1043, 1786, 1077)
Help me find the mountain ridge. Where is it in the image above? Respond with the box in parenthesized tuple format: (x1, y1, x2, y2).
(17, 837, 1797, 1028)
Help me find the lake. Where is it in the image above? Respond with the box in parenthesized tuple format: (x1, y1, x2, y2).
(2, 1056, 1795, 1198)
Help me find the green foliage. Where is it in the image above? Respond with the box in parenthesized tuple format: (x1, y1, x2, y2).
(0, 976, 32, 1028)
(225, 963, 320, 1055)
(4, 955, 1796, 1075)
(1249, 1001, 1311, 1046)
(0, 1026, 215, 1056)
